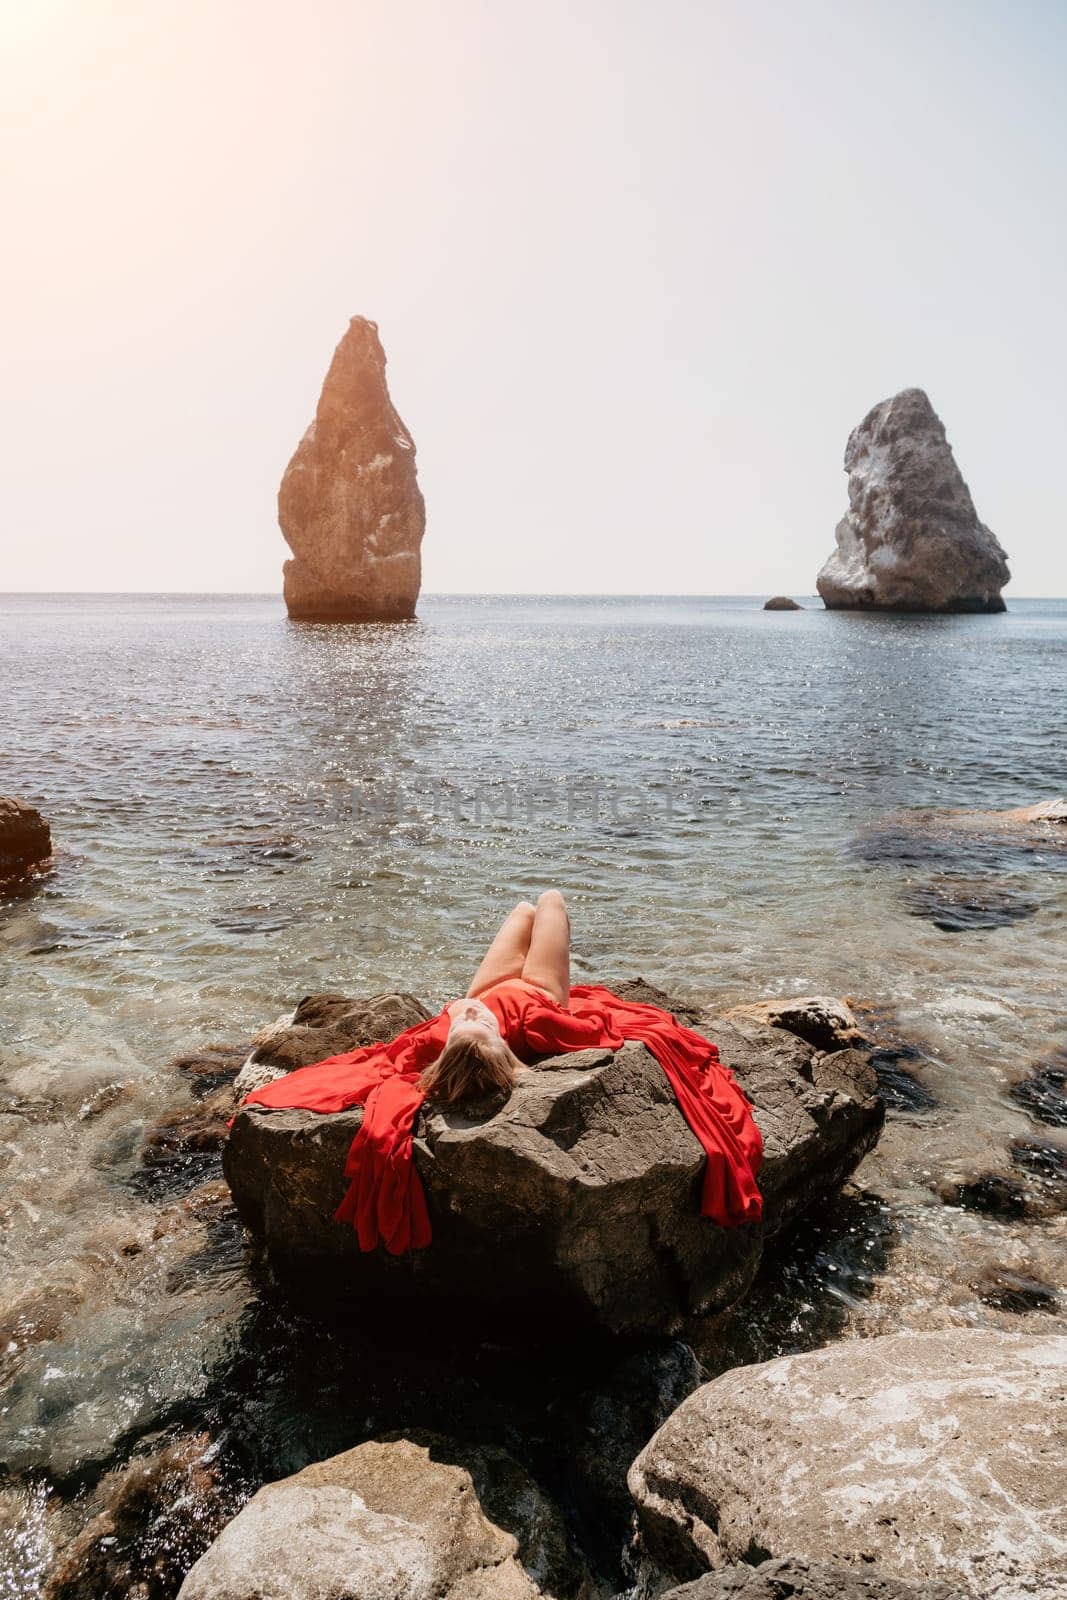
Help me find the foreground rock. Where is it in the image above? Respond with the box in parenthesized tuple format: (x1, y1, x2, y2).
(178, 1433, 593, 1600)
(224, 982, 883, 1336)
(662, 1559, 966, 1599)
(280, 316, 426, 621)
(817, 388, 1009, 613)
(762, 596, 801, 610)
(0, 795, 52, 892)
(629, 1329, 1066, 1598)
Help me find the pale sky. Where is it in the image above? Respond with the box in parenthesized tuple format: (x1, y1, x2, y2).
(2, 0, 1065, 596)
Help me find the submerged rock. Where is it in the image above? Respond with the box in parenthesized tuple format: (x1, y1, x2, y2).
(936, 1168, 1036, 1220)
(762, 596, 802, 611)
(971, 1265, 1060, 1316)
(178, 1432, 594, 1600)
(661, 1558, 966, 1598)
(949, 797, 1067, 833)
(1010, 1052, 1067, 1129)
(280, 317, 426, 622)
(1010, 1135, 1067, 1207)
(0, 796, 52, 892)
(902, 877, 1040, 932)
(817, 389, 1009, 613)
(223, 984, 883, 1336)
(628, 1329, 1066, 1597)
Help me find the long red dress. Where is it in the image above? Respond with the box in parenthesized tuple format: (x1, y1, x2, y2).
(241, 979, 763, 1255)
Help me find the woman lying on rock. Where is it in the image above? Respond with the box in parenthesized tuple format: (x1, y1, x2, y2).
(241, 891, 763, 1255)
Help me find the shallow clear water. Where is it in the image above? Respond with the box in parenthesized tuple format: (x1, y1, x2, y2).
(1, 593, 1065, 1592)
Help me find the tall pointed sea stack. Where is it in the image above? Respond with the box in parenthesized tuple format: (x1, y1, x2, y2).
(817, 388, 1009, 613)
(280, 318, 425, 621)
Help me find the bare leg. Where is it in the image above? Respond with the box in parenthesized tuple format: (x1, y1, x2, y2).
(466, 901, 536, 996)
(521, 890, 571, 1005)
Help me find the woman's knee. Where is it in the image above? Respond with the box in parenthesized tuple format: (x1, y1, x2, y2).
(514, 900, 537, 917)
(537, 889, 566, 911)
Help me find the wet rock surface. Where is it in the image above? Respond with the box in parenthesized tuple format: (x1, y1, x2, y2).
(971, 1264, 1060, 1315)
(762, 596, 802, 610)
(279, 316, 426, 622)
(43, 1433, 230, 1600)
(177, 1432, 594, 1600)
(660, 1558, 967, 1599)
(816, 388, 1009, 613)
(0, 796, 52, 893)
(1010, 1135, 1067, 1205)
(1010, 1051, 1067, 1128)
(223, 984, 884, 1336)
(628, 1329, 1067, 1598)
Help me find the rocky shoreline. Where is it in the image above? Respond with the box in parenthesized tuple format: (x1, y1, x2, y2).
(153, 976, 1063, 1598)
(6, 798, 1065, 1599)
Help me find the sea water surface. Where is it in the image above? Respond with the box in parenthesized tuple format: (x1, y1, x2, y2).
(0, 593, 1065, 1592)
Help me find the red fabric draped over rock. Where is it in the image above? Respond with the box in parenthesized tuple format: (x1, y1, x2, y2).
(242, 982, 764, 1255)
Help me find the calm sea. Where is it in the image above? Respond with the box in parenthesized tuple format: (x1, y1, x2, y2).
(1, 593, 1065, 1590)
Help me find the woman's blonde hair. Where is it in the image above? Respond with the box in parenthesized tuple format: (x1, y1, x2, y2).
(418, 1031, 524, 1104)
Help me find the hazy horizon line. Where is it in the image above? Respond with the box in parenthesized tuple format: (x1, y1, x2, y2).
(2, 589, 1064, 603)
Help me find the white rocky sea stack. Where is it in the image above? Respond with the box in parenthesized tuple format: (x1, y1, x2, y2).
(817, 388, 1010, 613)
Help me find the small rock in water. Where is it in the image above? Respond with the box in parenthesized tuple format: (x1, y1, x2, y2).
(762, 596, 802, 611)
(902, 877, 1039, 932)
(817, 387, 1010, 613)
(846, 1001, 939, 1112)
(135, 1089, 232, 1197)
(865, 1046, 939, 1112)
(1010, 1134, 1067, 1207)
(972, 1265, 1060, 1316)
(936, 1169, 1033, 1219)
(938, 1141, 1067, 1220)
(716, 995, 864, 1054)
(0, 795, 52, 894)
(172, 1042, 249, 1099)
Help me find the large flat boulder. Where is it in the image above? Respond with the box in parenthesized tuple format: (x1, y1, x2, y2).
(177, 1433, 593, 1600)
(223, 984, 883, 1336)
(628, 1329, 1067, 1599)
